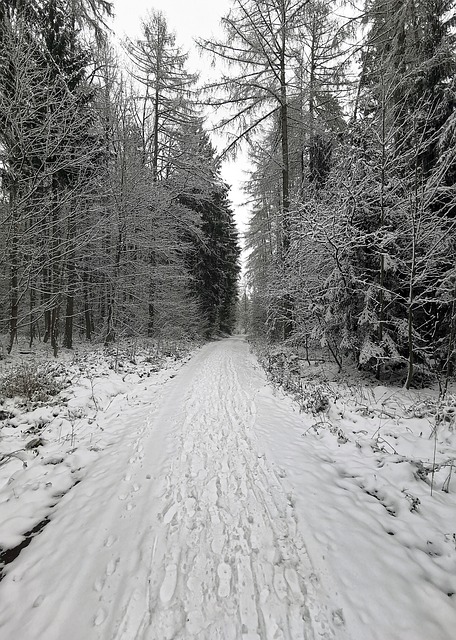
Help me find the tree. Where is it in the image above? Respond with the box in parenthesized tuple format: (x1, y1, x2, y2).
(0, 0, 112, 353)
(162, 121, 240, 336)
(243, 0, 456, 390)
(353, 0, 456, 384)
(242, 0, 349, 341)
(125, 10, 197, 179)
(199, 0, 310, 284)
(123, 12, 202, 335)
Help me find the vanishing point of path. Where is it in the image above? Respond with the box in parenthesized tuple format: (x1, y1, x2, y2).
(0, 337, 343, 640)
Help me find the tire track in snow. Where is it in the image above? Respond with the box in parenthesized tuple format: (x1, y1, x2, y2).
(144, 340, 336, 640)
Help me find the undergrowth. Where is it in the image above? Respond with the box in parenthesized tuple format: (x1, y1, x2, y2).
(252, 340, 456, 496)
(0, 363, 68, 402)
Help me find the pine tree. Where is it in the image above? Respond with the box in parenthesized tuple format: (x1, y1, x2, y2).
(174, 124, 241, 336)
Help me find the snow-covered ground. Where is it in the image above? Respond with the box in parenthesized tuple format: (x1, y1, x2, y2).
(0, 336, 455, 639)
(255, 351, 456, 640)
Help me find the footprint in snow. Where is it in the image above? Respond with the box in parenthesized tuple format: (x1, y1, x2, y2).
(211, 523, 226, 554)
(104, 535, 116, 548)
(217, 562, 232, 598)
(32, 595, 45, 608)
(284, 567, 301, 596)
(160, 563, 178, 603)
(185, 609, 205, 635)
(273, 567, 288, 600)
(94, 607, 107, 626)
(106, 558, 119, 576)
(162, 503, 178, 525)
(93, 577, 104, 592)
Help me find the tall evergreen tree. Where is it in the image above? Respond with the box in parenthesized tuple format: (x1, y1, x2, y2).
(174, 125, 241, 336)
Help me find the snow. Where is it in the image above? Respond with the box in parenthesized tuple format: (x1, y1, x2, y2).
(254, 356, 456, 640)
(0, 336, 455, 639)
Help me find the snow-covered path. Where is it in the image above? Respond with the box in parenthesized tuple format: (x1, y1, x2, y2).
(0, 337, 341, 640)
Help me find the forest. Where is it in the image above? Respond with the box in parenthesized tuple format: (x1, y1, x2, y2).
(228, 0, 456, 390)
(1, 5, 456, 636)
(0, 0, 240, 356)
(1, 0, 456, 391)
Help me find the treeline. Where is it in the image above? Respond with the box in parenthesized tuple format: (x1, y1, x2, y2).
(0, 1, 240, 355)
(200, 0, 456, 387)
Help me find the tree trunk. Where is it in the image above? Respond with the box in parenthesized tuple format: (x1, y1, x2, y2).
(104, 225, 123, 345)
(63, 219, 77, 349)
(46, 176, 62, 355)
(63, 290, 75, 349)
(50, 302, 60, 358)
(105, 298, 116, 344)
(405, 180, 418, 390)
(152, 85, 160, 180)
(7, 186, 18, 354)
(377, 85, 387, 380)
(148, 300, 154, 337)
(44, 306, 52, 343)
(29, 287, 36, 348)
(279, 55, 290, 249)
(404, 289, 414, 390)
(83, 268, 93, 340)
(279, 12, 293, 339)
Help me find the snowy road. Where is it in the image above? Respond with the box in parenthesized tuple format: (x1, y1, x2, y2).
(0, 337, 342, 640)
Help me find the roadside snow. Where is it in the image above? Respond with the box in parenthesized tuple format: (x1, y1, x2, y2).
(0, 341, 195, 570)
(254, 352, 456, 640)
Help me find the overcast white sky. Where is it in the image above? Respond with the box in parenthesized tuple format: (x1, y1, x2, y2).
(111, 0, 250, 243)
(112, 0, 230, 51)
